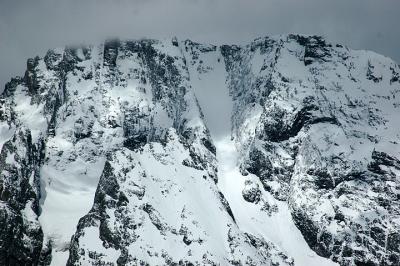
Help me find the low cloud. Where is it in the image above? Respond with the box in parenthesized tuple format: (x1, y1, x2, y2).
(1, 0, 399, 89)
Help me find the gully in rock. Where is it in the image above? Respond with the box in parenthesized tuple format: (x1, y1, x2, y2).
(0, 35, 399, 266)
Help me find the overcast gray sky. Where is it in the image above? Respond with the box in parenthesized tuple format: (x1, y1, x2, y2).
(1, 0, 399, 89)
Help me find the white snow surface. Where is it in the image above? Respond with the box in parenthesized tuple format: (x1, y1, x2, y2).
(186, 43, 338, 265)
(216, 137, 338, 266)
(1, 35, 400, 265)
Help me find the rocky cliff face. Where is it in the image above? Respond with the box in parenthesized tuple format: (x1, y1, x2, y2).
(225, 36, 400, 265)
(0, 35, 399, 266)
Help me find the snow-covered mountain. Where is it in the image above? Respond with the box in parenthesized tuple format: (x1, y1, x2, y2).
(0, 35, 399, 266)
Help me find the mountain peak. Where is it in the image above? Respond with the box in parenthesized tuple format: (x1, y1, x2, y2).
(1, 36, 399, 266)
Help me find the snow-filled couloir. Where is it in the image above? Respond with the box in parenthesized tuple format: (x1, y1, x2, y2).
(0, 35, 400, 266)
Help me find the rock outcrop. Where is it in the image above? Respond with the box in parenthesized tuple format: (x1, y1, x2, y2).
(0, 35, 399, 265)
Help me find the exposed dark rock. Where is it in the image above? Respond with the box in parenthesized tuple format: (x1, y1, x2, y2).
(242, 180, 261, 203)
(367, 60, 383, 83)
(219, 192, 236, 222)
(1, 35, 400, 266)
(368, 150, 400, 176)
(24, 56, 40, 95)
(0, 129, 45, 266)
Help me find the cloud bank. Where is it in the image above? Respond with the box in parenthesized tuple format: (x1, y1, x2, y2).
(1, 0, 399, 88)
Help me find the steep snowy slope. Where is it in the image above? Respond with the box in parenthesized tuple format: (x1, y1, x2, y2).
(0, 35, 399, 266)
(64, 40, 289, 266)
(222, 35, 400, 265)
(181, 40, 336, 266)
